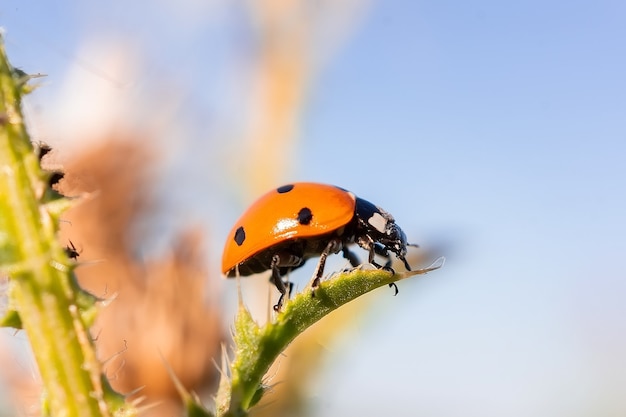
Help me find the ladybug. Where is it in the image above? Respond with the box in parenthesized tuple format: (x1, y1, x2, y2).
(221, 182, 415, 311)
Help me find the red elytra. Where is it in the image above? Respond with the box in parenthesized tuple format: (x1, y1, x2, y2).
(222, 182, 413, 311)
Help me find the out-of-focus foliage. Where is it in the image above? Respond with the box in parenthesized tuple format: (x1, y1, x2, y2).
(58, 140, 224, 415)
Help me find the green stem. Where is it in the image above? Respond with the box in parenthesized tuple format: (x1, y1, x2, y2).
(216, 261, 443, 417)
(0, 38, 131, 417)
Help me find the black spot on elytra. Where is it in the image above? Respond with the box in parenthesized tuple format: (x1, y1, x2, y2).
(277, 184, 294, 194)
(297, 207, 313, 225)
(234, 226, 246, 246)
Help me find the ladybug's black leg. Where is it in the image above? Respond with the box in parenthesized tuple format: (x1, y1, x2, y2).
(269, 258, 287, 312)
(400, 256, 412, 271)
(310, 238, 342, 295)
(362, 236, 378, 266)
(377, 257, 399, 295)
(370, 243, 395, 274)
(368, 242, 400, 295)
(270, 253, 303, 311)
(286, 281, 295, 297)
(341, 247, 360, 268)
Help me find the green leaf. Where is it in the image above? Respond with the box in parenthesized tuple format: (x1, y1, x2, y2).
(0, 308, 22, 328)
(217, 259, 444, 416)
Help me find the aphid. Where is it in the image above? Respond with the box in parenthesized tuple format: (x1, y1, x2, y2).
(65, 240, 80, 260)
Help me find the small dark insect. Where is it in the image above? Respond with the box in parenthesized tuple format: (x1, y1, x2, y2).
(48, 171, 65, 188)
(65, 240, 81, 260)
(37, 143, 52, 163)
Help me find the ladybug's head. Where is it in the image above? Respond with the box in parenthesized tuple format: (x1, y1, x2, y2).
(355, 198, 412, 271)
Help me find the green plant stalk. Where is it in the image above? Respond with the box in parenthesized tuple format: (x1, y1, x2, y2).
(0, 39, 131, 416)
(216, 262, 442, 417)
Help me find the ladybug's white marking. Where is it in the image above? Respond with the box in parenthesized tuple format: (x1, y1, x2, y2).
(368, 212, 388, 234)
(274, 218, 299, 234)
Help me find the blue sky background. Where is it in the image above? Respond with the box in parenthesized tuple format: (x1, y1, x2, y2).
(3, 1, 626, 416)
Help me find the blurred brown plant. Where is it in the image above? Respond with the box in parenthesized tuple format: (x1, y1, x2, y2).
(56, 138, 223, 416)
(0, 2, 377, 415)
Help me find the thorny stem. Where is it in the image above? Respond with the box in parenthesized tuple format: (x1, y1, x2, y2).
(0, 37, 132, 416)
(215, 260, 443, 417)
